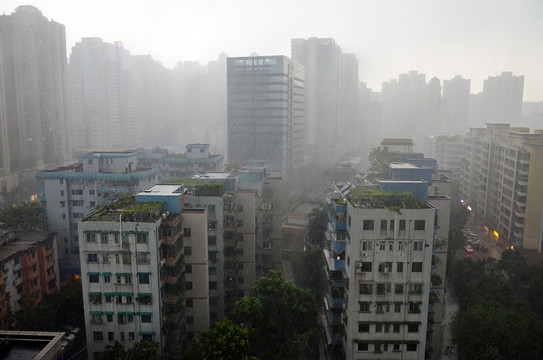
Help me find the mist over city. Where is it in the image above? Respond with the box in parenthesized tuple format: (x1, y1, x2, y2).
(1, 1, 542, 360)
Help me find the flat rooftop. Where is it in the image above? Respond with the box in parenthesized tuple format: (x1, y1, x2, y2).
(346, 189, 430, 209)
(0, 232, 53, 263)
(0, 331, 65, 360)
(137, 184, 184, 196)
(388, 163, 422, 169)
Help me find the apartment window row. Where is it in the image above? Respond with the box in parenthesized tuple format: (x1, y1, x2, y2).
(85, 231, 148, 244)
(93, 330, 153, 342)
(358, 322, 420, 333)
(357, 261, 423, 273)
(359, 301, 422, 314)
(361, 219, 426, 231)
(90, 312, 152, 324)
(362, 240, 424, 252)
(86, 252, 149, 265)
(359, 282, 423, 295)
(88, 272, 150, 284)
(356, 341, 418, 353)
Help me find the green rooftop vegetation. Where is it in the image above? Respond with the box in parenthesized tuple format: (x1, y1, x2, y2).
(83, 195, 164, 222)
(167, 179, 226, 196)
(347, 189, 428, 210)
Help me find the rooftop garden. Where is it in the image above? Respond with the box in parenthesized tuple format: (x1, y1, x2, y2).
(83, 195, 164, 222)
(167, 179, 226, 196)
(346, 189, 428, 210)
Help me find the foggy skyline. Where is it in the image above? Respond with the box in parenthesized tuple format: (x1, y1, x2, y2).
(1, 0, 542, 101)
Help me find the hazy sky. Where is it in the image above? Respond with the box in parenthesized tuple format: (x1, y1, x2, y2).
(2, 0, 542, 101)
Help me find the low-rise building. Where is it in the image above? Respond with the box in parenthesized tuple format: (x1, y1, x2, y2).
(0, 230, 59, 329)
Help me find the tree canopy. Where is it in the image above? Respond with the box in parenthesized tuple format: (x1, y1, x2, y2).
(0, 201, 43, 231)
(232, 270, 320, 360)
(101, 340, 163, 360)
(184, 319, 254, 360)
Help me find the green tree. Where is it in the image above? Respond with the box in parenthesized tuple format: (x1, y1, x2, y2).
(185, 319, 255, 360)
(292, 247, 327, 302)
(233, 270, 320, 360)
(0, 201, 43, 231)
(452, 303, 542, 360)
(101, 340, 163, 360)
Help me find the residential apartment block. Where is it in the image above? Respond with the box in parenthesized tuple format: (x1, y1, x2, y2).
(36, 151, 160, 275)
(461, 123, 543, 251)
(80, 184, 209, 359)
(324, 189, 436, 360)
(0, 230, 60, 329)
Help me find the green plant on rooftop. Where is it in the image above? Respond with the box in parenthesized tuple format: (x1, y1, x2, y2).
(168, 179, 226, 196)
(368, 147, 403, 173)
(347, 189, 427, 209)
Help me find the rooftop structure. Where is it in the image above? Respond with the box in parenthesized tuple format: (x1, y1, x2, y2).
(0, 330, 65, 360)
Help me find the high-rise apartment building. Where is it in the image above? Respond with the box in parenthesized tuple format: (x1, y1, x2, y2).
(440, 75, 470, 132)
(69, 38, 141, 151)
(461, 123, 543, 251)
(324, 188, 436, 360)
(291, 38, 358, 164)
(0, 230, 60, 329)
(36, 151, 160, 274)
(0, 6, 70, 192)
(80, 185, 209, 359)
(482, 72, 524, 124)
(227, 56, 305, 177)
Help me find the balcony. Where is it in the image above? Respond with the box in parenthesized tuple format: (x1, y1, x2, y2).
(514, 221, 524, 228)
(516, 201, 526, 208)
(514, 211, 525, 218)
(512, 230, 523, 239)
(517, 190, 527, 197)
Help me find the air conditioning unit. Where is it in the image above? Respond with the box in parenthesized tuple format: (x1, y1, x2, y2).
(362, 252, 367, 257)
(355, 261, 362, 268)
(262, 203, 272, 211)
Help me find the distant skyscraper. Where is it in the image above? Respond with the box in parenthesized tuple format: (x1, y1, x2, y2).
(0, 6, 70, 170)
(69, 38, 142, 151)
(227, 56, 305, 176)
(441, 75, 470, 131)
(482, 71, 524, 123)
(291, 38, 341, 164)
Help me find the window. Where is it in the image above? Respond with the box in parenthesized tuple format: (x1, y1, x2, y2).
(139, 273, 150, 284)
(185, 246, 192, 255)
(374, 343, 382, 353)
(398, 242, 404, 251)
(186, 299, 193, 308)
(395, 283, 404, 294)
(89, 189, 95, 195)
(359, 302, 370, 312)
(208, 236, 217, 246)
(184, 228, 191, 237)
(86, 233, 96, 243)
(408, 302, 421, 313)
(414, 220, 426, 230)
(89, 274, 99, 283)
(141, 315, 151, 323)
(102, 255, 110, 264)
(375, 323, 383, 333)
(126, 296, 133, 304)
(136, 252, 150, 264)
(129, 332, 135, 341)
(361, 262, 372, 272)
(107, 313, 113, 322)
(399, 220, 406, 230)
(410, 283, 423, 294)
(395, 303, 402, 312)
(359, 283, 373, 294)
(209, 266, 217, 276)
(413, 241, 423, 251)
(186, 281, 193, 290)
(185, 264, 192, 273)
(376, 283, 386, 295)
(378, 262, 392, 273)
(390, 219, 395, 230)
(393, 324, 400, 333)
(393, 343, 401, 352)
(363, 220, 374, 230)
(210, 281, 218, 289)
(412, 262, 423, 272)
(123, 254, 131, 264)
(93, 331, 103, 341)
(362, 241, 372, 251)
(120, 332, 125, 341)
(406, 343, 417, 352)
(105, 295, 112, 303)
(408, 324, 419, 333)
(108, 332, 114, 341)
(357, 342, 369, 351)
(236, 219, 243, 227)
(358, 323, 369, 332)
(62, 214, 66, 220)
(379, 242, 386, 251)
(136, 233, 148, 244)
(60, 190, 64, 196)
(376, 303, 384, 313)
(380, 220, 387, 231)
(389, 242, 393, 250)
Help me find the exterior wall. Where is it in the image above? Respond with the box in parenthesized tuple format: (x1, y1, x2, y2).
(523, 147, 543, 251)
(227, 56, 305, 176)
(80, 220, 164, 360)
(182, 210, 210, 338)
(344, 206, 435, 360)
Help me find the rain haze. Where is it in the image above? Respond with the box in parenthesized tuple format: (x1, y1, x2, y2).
(1, 0, 542, 100)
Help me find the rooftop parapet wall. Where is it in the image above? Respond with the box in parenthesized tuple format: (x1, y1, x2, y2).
(346, 189, 429, 210)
